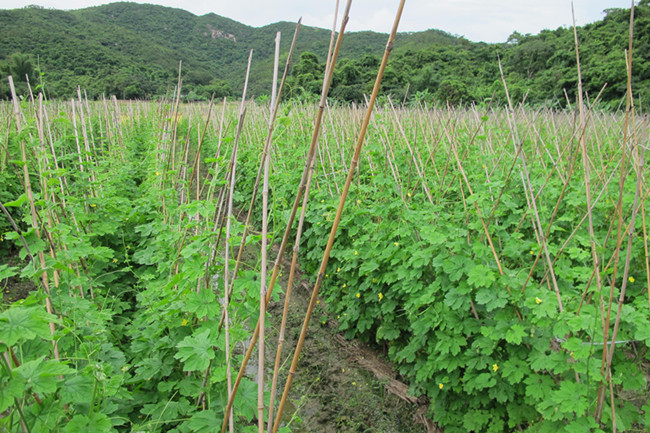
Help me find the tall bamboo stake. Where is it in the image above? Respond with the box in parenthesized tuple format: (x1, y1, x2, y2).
(223, 49, 253, 433)
(271, 2, 406, 430)
(220, 4, 351, 430)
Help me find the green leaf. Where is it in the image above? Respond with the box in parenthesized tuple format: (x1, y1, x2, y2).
(63, 413, 113, 433)
(174, 328, 215, 371)
(183, 289, 221, 319)
(0, 376, 25, 412)
(0, 306, 56, 346)
(468, 264, 496, 288)
(0, 264, 19, 281)
(505, 324, 526, 345)
(60, 375, 94, 404)
(4, 193, 27, 207)
(184, 410, 221, 433)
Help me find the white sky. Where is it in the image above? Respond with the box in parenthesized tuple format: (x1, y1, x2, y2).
(1, 0, 635, 43)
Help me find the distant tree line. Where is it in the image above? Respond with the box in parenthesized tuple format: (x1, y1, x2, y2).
(1, 1, 648, 109)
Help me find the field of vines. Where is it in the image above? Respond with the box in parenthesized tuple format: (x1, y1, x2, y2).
(1, 74, 650, 433)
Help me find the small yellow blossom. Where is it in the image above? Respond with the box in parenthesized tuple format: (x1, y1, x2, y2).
(482, 164, 486, 169)
(356, 293, 360, 298)
(121, 366, 129, 372)
(629, 276, 635, 283)
(181, 318, 189, 326)
(394, 242, 399, 247)
(112, 258, 118, 263)
(407, 192, 412, 198)
(342, 283, 347, 288)
(372, 278, 377, 283)
(321, 200, 324, 203)
(530, 250, 535, 255)
(156, 171, 160, 176)
(378, 292, 384, 301)
(322, 321, 326, 324)
(90, 204, 96, 208)
(439, 383, 444, 389)
(357, 199, 361, 205)
(354, 250, 358, 255)
(342, 368, 345, 373)
(316, 300, 320, 304)
(492, 364, 499, 372)
(337, 267, 341, 273)
(352, 381, 356, 386)
(337, 315, 341, 319)
(326, 274, 329, 278)
(535, 297, 542, 304)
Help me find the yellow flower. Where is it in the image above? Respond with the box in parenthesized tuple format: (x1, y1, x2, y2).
(337, 315, 340, 319)
(629, 276, 635, 283)
(535, 297, 542, 304)
(354, 250, 358, 255)
(530, 250, 535, 255)
(492, 364, 498, 372)
(121, 366, 129, 372)
(407, 192, 412, 197)
(342, 368, 345, 373)
(321, 200, 324, 203)
(90, 204, 96, 208)
(112, 258, 118, 263)
(352, 381, 356, 386)
(356, 293, 360, 298)
(156, 171, 160, 176)
(378, 292, 384, 301)
(322, 320, 326, 324)
(439, 383, 444, 389)
(337, 267, 341, 273)
(394, 242, 399, 247)
(326, 274, 329, 278)
(342, 283, 347, 288)
(357, 199, 361, 205)
(482, 164, 486, 169)
(181, 318, 189, 326)
(372, 278, 377, 283)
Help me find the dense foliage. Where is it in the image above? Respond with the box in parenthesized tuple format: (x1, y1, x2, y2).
(1, 2, 649, 108)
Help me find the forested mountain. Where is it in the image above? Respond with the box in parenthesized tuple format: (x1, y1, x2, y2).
(1, 1, 649, 108)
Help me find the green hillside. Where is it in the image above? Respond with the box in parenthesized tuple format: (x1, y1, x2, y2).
(0, 1, 648, 108)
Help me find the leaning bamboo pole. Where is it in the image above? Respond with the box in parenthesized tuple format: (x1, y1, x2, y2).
(271, 2, 406, 430)
(219, 19, 302, 333)
(8, 76, 60, 361)
(258, 31, 281, 433)
(267, 5, 340, 430)
(223, 49, 253, 433)
(220, 3, 351, 429)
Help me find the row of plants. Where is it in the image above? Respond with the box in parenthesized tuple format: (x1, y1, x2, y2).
(0, 99, 275, 432)
(235, 102, 650, 431)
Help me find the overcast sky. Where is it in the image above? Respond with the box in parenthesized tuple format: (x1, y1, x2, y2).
(2, 0, 635, 43)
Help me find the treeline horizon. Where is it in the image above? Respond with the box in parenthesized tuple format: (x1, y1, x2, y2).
(1, 1, 649, 109)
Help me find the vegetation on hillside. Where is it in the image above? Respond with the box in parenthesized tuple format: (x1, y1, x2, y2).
(0, 2, 648, 107)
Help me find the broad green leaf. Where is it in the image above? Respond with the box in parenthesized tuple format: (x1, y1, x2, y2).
(183, 289, 220, 319)
(184, 410, 221, 433)
(63, 413, 113, 433)
(505, 324, 526, 345)
(60, 375, 94, 404)
(0, 264, 19, 281)
(0, 377, 25, 412)
(174, 328, 215, 371)
(0, 306, 56, 346)
(468, 264, 496, 288)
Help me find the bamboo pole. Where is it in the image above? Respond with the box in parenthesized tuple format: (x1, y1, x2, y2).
(223, 49, 253, 433)
(220, 4, 351, 430)
(272, 2, 406, 430)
